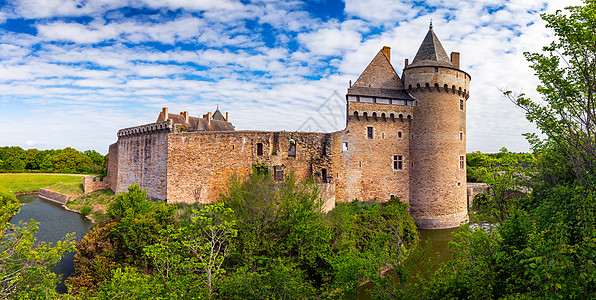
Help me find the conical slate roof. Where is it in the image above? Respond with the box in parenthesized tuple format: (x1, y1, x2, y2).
(351, 48, 403, 89)
(408, 25, 453, 68)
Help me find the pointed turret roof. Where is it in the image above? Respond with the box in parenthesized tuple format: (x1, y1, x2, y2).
(212, 109, 226, 121)
(408, 23, 453, 68)
(351, 47, 403, 89)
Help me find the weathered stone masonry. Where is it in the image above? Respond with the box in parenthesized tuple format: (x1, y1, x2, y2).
(106, 25, 471, 229)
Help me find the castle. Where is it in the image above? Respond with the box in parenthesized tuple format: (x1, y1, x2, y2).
(105, 25, 471, 229)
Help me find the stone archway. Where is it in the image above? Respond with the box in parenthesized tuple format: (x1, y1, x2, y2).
(467, 183, 490, 209)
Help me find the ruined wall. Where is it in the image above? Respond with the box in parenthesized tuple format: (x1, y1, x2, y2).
(39, 188, 72, 205)
(404, 66, 470, 229)
(114, 121, 173, 200)
(167, 130, 334, 206)
(83, 175, 110, 193)
(333, 101, 413, 203)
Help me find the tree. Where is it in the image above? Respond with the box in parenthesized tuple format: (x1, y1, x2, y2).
(506, 0, 596, 189)
(0, 192, 75, 299)
(51, 147, 93, 172)
(2, 146, 26, 170)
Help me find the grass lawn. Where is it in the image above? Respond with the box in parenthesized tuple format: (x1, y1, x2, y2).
(0, 173, 85, 194)
(66, 189, 115, 222)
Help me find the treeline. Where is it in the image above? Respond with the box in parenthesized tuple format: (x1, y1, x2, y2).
(0, 146, 107, 174)
(466, 147, 536, 183)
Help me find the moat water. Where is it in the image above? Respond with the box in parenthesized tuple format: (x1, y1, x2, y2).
(10, 194, 92, 293)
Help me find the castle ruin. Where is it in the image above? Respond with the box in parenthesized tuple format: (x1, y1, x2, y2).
(105, 25, 471, 229)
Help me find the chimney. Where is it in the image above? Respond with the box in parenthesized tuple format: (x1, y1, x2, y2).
(225, 112, 229, 122)
(207, 112, 212, 125)
(451, 52, 460, 69)
(382, 46, 391, 61)
(162, 107, 168, 121)
(404, 58, 409, 68)
(181, 111, 189, 124)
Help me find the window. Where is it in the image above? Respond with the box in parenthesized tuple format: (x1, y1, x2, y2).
(288, 139, 296, 157)
(411, 134, 414, 140)
(342, 142, 348, 152)
(382, 133, 385, 139)
(257, 143, 263, 156)
(321, 168, 328, 183)
(274, 166, 283, 181)
(367, 127, 374, 139)
(459, 132, 463, 140)
(397, 131, 403, 138)
(459, 155, 465, 169)
(393, 155, 403, 170)
(459, 99, 464, 111)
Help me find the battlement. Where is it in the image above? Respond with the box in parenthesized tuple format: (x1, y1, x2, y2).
(406, 82, 469, 99)
(117, 120, 173, 137)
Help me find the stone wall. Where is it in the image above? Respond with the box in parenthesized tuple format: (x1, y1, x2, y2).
(333, 101, 413, 203)
(39, 188, 72, 205)
(167, 130, 335, 205)
(83, 175, 110, 193)
(106, 142, 119, 192)
(113, 121, 173, 200)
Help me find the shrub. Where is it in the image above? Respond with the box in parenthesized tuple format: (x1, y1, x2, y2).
(81, 205, 92, 216)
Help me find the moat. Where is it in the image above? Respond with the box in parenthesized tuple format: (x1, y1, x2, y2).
(10, 194, 92, 293)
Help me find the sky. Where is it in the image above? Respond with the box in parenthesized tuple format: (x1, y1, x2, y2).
(0, 0, 583, 154)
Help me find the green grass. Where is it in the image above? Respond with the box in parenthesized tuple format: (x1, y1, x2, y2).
(46, 182, 84, 194)
(0, 173, 85, 194)
(66, 189, 115, 222)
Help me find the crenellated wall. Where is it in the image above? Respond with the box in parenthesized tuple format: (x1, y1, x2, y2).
(111, 121, 173, 200)
(83, 175, 110, 193)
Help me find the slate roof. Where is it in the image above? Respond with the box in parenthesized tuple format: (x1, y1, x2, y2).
(188, 117, 235, 131)
(407, 25, 453, 68)
(352, 49, 403, 89)
(347, 86, 414, 100)
(212, 109, 226, 121)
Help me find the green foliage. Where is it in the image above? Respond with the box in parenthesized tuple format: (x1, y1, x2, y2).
(0, 146, 106, 174)
(0, 192, 76, 299)
(81, 205, 92, 216)
(0, 173, 84, 194)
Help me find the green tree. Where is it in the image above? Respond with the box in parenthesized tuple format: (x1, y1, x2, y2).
(0, 192, 75, 299)
(51, 147, 93, 172)
(2, 146, 26, 170)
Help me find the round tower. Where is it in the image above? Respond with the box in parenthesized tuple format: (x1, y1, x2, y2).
(404, 24, 471, 229)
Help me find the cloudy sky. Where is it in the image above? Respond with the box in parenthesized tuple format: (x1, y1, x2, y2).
(0, 0, 582, 154)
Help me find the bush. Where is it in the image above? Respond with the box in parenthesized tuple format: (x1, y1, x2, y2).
(81, 205, 92, 216)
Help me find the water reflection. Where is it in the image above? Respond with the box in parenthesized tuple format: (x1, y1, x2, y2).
(10, 194, 92, 293)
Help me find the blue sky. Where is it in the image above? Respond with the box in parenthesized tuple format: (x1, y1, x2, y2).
(0, 0, 581, 154)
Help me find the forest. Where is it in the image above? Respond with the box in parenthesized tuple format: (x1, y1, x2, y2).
(2, 0, 596, 298)
(0, 146, 107, 174)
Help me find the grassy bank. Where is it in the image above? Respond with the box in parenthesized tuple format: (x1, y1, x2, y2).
(66, 189, 115, 222)
(0, 173, 85, 194)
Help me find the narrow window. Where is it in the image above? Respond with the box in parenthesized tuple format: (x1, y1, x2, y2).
(411, 134, 414, 140)
(274, 166, 283, 181)
(288, 139, 296, 157)
(232, 145, 235, 150)
(367, 127, 374, 139)
(393, 155, 403, 170)
(390, 194, 396, 200)
(398, 131, 403, 138)
(459, 155, 465, 169)
(459, 132, 463, 140)
(435, 67, 439, 73)
(459, 99, 464, 111)
(322, 142, 327, 156)
(359, 162, 362, 168)
(321, 168, 328, 183)
(342, 142, 348, 152)
(382, 133, 385, 139)
(257, 143, 263, 156)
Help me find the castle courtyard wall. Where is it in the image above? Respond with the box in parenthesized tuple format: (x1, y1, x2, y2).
(166, 130, 335, 208)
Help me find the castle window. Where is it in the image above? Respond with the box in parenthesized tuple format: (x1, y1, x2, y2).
(353, 111, 359, 119)
(257, 143, 263, 156)
(398, 131, 403, 138)
(382, 133, 385, 139)
(367, 127, 374, 139)
(274, 166, 283, 181)
(321, 168, 328, 183)
(411, 134, 414, 140)
(435, 67, 439, 73)
(459, 155, 465, 169)
(459, 132, 463, 140)
(372, 112, 377, 120)
(322, 142, 327, 156)
(342, 142, 348, 152)
(460, 99, 464, 111)
(288, 139, 296, 157)
(393, 155, 403, 170)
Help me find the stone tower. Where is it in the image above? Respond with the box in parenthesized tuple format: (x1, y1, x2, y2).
(340, 46, 415, 203)
(404, 24, 471, 228)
